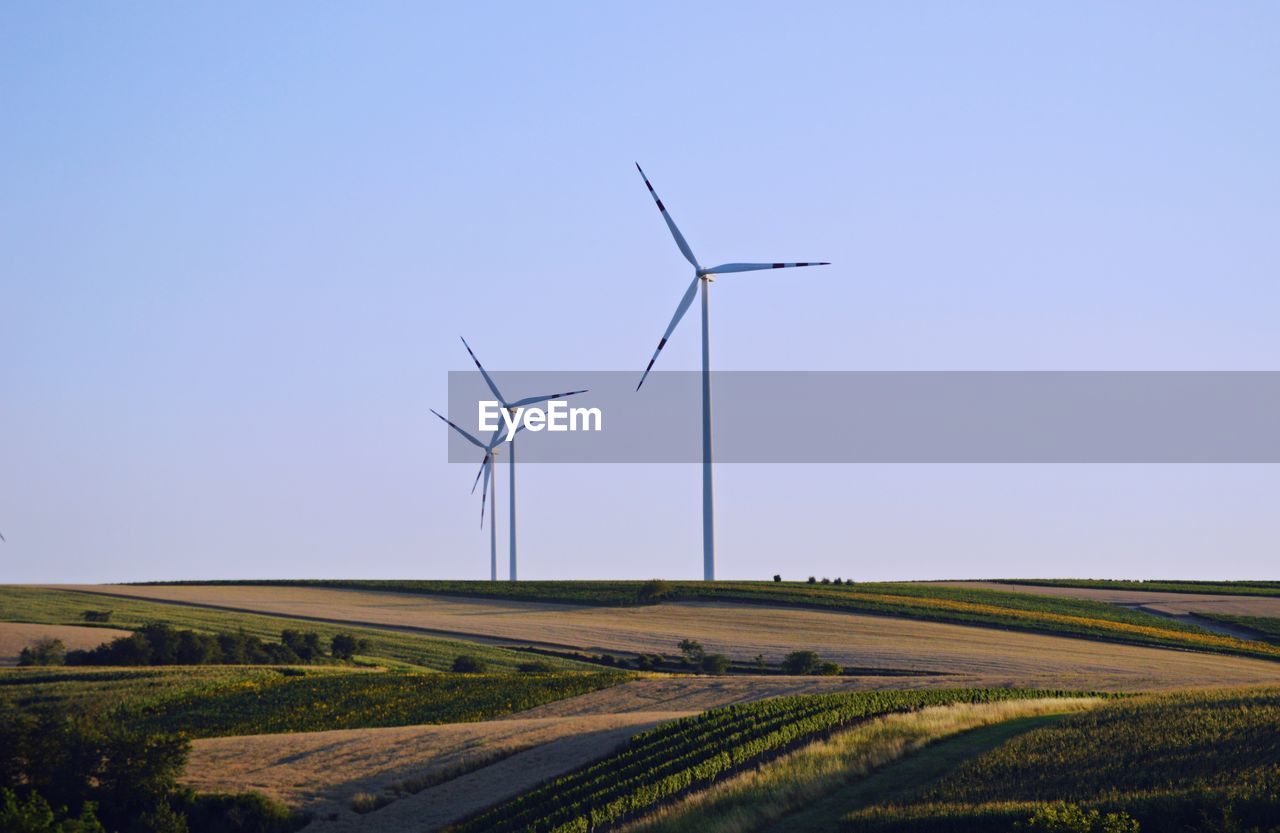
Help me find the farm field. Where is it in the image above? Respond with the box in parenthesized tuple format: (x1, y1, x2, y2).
(0, 665, 629, 737)
(1, 584, 598, 671)
(843, 686, 1280, 831)
(51, 583, 1280, 690)
(184, 711, 693, 830)
(107, 578, 1280, 658)
(5, 582, 1280, 832)
(929, 580, 1280, 618)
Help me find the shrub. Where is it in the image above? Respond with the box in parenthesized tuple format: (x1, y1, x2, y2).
(833, 577, 844, 585)
(516, 660, 555, 673)
(18, 639, 66, 667)
(678, 639, 705, 667)
(773, 574, 782, 582)
(329, 634, 369, 661)
(280, 630, 323, 662)
(451, 655, 486, 673)
(81, 610, 112, 624)
(1018, 802, 1140, 832)
(700, 654, 730, 675)
(781, 650, 841, 675)
(638, 579, 672, 600)
(807, 576, 816, 584)
(820, 577, 831, 585)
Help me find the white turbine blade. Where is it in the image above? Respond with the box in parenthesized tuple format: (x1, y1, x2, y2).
(636, 163, 699, 269)
(460, 336, 508, 407)
(703, 261, 831, 274)
(430, 408, 486, 450)
(507, 389, 588, 409)
(478, 455, 491, 527)
(637, 275, 699, 391)
(470, 454, 489, 493)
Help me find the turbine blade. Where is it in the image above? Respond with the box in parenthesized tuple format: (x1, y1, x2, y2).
(703, 262, 831, 274)
(507, 389, 588, 409)
(470, 454, 488, 493)
(637, 275, 699, 391)
(636, 163, 699, 269)
(460, 337, 508, 407)
(479, 454, 492, 526)
(430, 408, 486, 450)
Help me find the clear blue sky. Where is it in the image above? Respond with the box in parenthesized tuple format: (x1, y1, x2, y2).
(3, 3, 1279, 582)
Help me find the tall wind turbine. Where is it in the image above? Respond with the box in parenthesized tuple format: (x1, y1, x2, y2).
(634, 163, 829, 581)
(458, 337, 586, 581)
(431, 409, 506, 580)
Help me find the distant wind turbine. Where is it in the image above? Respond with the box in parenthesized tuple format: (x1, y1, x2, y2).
(459, 337, 586, 581)
(633, 163, 830, 581)
(431, 409, 507, 580)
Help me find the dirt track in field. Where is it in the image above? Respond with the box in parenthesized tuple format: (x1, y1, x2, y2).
(54, 584, 1280, 691)
(0, 622, 130, 665)
(185, 711, 690, 832)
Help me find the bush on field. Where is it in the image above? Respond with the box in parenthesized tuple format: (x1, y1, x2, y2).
(639, 579, 671, 600)
(18, 639, 66, 667)
(516, 660, 555, 673)
(451, 655, 487, 673)
(781, 650, 842, 676)
(678, 639, 705, 667)
(700, 654, 730, 675)
(328, 633, 369, 661)
(81, 610, 112, 623)
(1019, 802, 1140, 833)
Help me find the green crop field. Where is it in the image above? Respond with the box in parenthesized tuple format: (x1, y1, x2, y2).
(0, 666, 629, 738)
(445, 688, 1093, 833)
(141, 579, 1280, 661)
(0, 585, 599, 671)
(844, 687, 1280, 832)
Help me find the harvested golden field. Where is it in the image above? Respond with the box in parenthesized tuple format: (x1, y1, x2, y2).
(185, 711, 690, 832)
(0, 622, 131, 665)
(930, 581, 1280, 618)
(56, 584, 1280, 690)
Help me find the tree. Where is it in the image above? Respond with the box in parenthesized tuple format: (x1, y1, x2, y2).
(772, 574, 782, 582)
(452, 655, 486, 673)
(782, 650, 841, 675)
(330, 633, 369, 660)
(677, 639, 705, 667)
(18, 639, 66, 667)
(700, 654, 730, 675)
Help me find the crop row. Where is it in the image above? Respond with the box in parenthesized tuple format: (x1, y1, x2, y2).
(0, 667, 629, 738)
(846, 687, 1280, 832)
(446, 688, 1089, 833)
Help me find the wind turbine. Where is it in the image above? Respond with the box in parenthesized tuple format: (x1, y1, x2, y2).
(458, 337, 586, 581)
(633, 163, 829, 581)
(431, 409, 506, 580)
